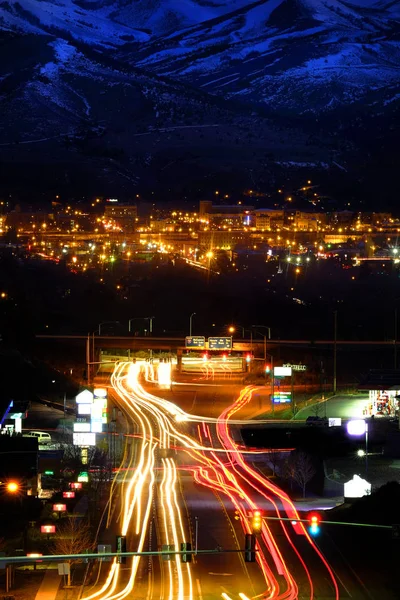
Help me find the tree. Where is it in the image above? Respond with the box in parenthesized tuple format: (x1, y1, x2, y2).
(286, 451, 316, 498)
(267, 449, 284, 477)
(52, 518, 94, 586)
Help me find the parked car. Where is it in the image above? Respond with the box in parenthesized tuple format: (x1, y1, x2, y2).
(22, 431, 52, 444)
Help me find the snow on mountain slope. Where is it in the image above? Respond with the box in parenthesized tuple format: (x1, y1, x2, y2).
(107, 0, 252, 36)
(126, 0, 400, 113)
(0, 0, 149, 45)
(1, 27, 333, 197)
(0, 0, 254, 42)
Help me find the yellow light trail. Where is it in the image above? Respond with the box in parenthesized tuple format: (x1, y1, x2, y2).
(83, 362, 339, 600)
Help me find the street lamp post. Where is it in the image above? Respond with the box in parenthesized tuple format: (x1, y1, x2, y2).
(333, 311, 338, 394)
(129, 317, 155, 335)
(251, 325, 272, 361)
(189, 313, 196, 337)
(228, 325, 245, 338)
(98, 321, 119, 335)
(147, 316, 154, 335)
(347, 420, 369, 477)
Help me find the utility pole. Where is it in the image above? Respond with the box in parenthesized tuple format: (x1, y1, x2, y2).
(271, 358, 275, 417)
(86, 333, 91, 385)
(333, 311, 337, 394)
(291, 369, 295, 416)
(394, 308, 398, 369)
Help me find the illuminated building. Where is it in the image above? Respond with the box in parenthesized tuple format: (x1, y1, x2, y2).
(104, 203, 137, 232)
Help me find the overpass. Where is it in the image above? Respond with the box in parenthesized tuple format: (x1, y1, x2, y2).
(36, 334, 400, 352)
(36, 334, 398, 384)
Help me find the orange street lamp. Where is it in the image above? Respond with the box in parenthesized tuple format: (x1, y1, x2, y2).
(6, 481, 19, 493)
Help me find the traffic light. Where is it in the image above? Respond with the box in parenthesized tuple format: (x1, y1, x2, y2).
(251, 510, 262, 533)
(246, 354, 252, 363)
(180, 542, 192, 563)
(308, 513, 320, 536)
(116, 535, 127, 564)
(244, 533, 256, 562)
(265, 364, 271, 374)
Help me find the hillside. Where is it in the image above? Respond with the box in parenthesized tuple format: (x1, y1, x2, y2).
(0, 0, 399, 200)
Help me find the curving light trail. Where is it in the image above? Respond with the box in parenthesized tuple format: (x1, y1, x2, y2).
(83, 362, 339, 600)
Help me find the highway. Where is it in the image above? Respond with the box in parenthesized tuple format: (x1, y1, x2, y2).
(82, 361, 342, 600)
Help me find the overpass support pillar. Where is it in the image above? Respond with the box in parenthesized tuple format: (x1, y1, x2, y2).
(177, 348, 183, 373)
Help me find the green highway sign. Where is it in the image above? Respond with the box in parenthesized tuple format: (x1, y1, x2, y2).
(185, 336, 206, 348)
(208, 337, 232, 350)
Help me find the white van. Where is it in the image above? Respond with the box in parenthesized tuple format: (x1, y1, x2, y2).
(23, 431, 52, 445)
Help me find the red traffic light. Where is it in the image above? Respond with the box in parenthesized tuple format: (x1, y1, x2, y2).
(308, 513, 321, 535)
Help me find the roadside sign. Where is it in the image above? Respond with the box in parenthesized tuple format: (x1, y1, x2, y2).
(283, 363, 307, 371)
(58, 563, 70, 575)
(274, 366, 292, 377)
(161, 544, 175, 561)
(116, 536, 127, 564)
(98, 544, 112, 562)
(273, 392, 291, 404)
(185, 336, 205, 348)
(208, 337, 232, 350)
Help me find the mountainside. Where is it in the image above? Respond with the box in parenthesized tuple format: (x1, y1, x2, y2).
(0, 0, 399, 201)
(128, 0, 400, 113)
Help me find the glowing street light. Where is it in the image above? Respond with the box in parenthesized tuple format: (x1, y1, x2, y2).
(347, 419, 368, 475)
(6, 481, 19, 493)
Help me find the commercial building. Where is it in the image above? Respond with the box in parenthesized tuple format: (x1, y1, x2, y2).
(104, 203, 137, 232)
(198, 202, 254, 227)
(253, 209, 284, 230)
(198, 230, 251, 251)
(358, 369, 400, 416)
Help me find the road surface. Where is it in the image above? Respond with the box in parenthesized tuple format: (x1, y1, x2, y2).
(293, 394, 370, 421)
(80, 362, 342, 600)
(80, 363, 386, 600)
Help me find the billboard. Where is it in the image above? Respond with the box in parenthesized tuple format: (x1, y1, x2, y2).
(273, 391, 292, 404)
(94, 389, 108, 424)
(185, 336, 206, 348)
(76, 390, 93, 404)
(73, 432, 96, 446)
(91, 420, 103, 433)
(283, 363, 307, 372)
(274, 366, 292, 377)
(73, 422, 91, 433)
(208, 337, 232, 350)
